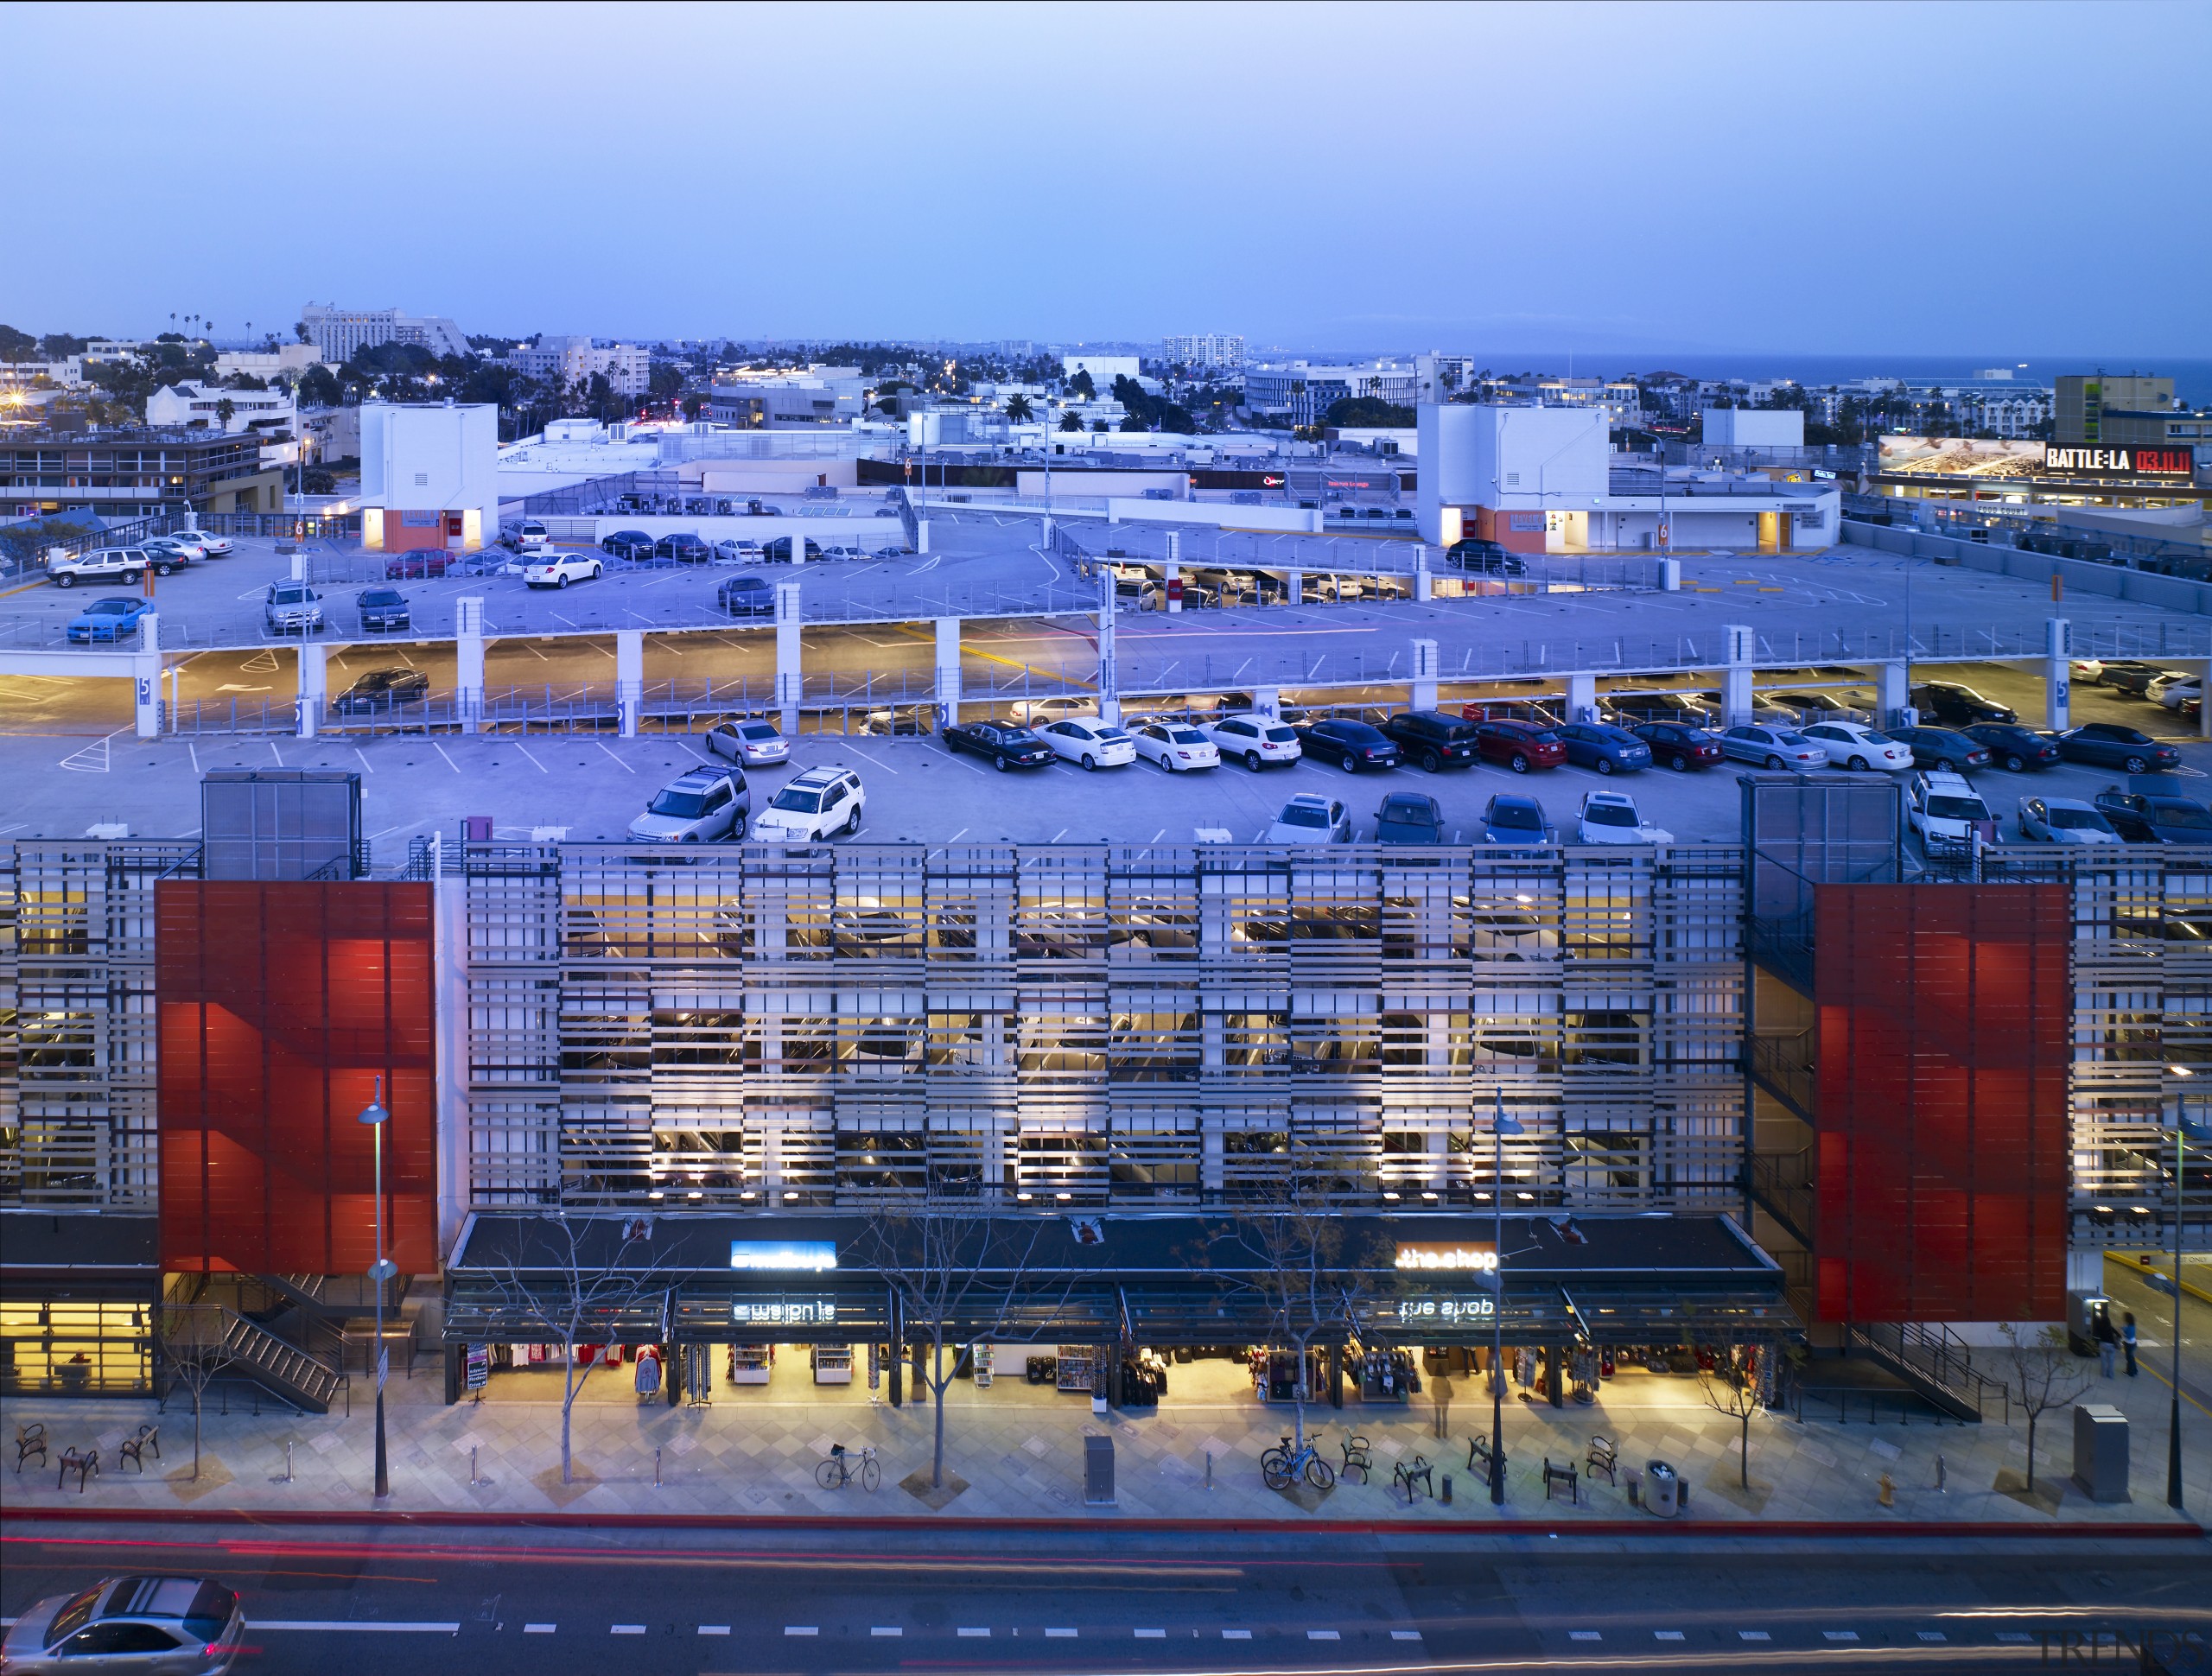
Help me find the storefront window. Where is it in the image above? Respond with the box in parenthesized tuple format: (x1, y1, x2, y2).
(0, 1300, 151, 1395)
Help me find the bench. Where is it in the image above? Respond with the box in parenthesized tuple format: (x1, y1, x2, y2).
(16, 1422, 47, 1474)
(118, 1424, 160, 1473)
(1338, 1433, 1372, 1484)
(1467, 1432, 1494, 1476)
(1393, 1455, 1434, 1502)
(1586, 1434, 1618, 1486)
(57, 1445, 98, 1492)
(1542, 1457, 1579, 1503)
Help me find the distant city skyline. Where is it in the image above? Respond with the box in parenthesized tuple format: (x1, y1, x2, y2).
(10, 3, 2209, 360)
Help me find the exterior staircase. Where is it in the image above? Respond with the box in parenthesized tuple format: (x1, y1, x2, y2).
(1846, 1320, 2010, 1424)
(213, 1310, 344, 1413)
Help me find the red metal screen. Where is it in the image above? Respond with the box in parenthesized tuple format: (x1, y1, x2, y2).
(157, 881, 436, 1275)
(1814, 884, 2069, 1323)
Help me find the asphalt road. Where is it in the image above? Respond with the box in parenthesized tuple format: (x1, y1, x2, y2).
(3, 1524, 2207, 1673)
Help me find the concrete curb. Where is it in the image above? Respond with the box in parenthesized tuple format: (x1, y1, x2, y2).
(3, 1507, 2202, 1540)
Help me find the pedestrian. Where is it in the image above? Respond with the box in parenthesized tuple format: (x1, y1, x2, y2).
(2122, 1311, 2139, 1377)
(2093, 1305, 2118, 1377)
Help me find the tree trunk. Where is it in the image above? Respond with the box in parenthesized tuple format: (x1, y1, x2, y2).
(1289, 1336, 1308, 1456)
(931, 1331, 947, 1489)
(192, 1385, 203, 1482)
(2024, 1411, 2037, 1493)
(1739, 1410, 1750, 1488)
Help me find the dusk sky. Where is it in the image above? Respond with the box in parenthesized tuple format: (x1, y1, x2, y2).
(12, 1, 2209, 358)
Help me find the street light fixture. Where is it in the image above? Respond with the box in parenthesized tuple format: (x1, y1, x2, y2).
(358, 1075, 397, 1501)
(1489, 1088, 1524, 1505)
(2167, 1110, 2202, 1511)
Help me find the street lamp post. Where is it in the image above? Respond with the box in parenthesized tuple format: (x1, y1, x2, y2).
(1489, 1088, 1524, 1505)
(2170, 1118, 2194, 1511)
(358, 1076, 397, 1501)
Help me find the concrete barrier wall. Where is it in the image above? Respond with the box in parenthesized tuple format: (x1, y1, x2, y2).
(1840, 518, 2212, 617)
(1103, 498, 1325, 534)
(582, 515, 907, 547)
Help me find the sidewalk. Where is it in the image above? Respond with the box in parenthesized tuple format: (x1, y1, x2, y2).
(4, 1352, 2203, 1532)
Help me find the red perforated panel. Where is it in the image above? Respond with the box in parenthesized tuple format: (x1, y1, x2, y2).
(1814, 884, 2069, 1323)
(157, 882, 435, 1275)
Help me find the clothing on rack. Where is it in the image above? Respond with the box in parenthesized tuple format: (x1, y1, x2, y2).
(633, 1345, 662, 1397)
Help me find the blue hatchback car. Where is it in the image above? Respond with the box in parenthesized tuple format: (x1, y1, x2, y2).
(1554, 721, 1651, 775)
(67, 596, 153, 642)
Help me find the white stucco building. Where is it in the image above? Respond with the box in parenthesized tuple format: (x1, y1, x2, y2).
(359, 402, 500, 551)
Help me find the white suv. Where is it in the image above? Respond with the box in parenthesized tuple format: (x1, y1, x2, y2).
(522, 552, 602, 588)
(1205, 712, 1303, 771)
(1909, 770, 1993, 858)
(47, 547, 155, 587)
(752, 765, 866, 841)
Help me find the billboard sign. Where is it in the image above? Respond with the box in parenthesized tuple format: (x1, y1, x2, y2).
(2043, 444, 2195, 478)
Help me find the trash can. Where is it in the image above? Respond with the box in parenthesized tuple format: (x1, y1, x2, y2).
(1084, 1434, 1116, 1506)
(1644, 1459, 1680, 1518)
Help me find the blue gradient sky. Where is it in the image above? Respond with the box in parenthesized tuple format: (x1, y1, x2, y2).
(10, 1, 2208, 359)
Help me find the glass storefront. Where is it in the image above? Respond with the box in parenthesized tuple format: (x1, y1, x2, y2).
(0, 1299, 153, 1396)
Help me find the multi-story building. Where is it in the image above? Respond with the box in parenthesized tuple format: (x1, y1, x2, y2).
(144, 379, 300, 440)
(510, 337, 651, 398)
(298, 303, 470, 364)
(212, 345, 324, 383)
(0, 426, 284, 519)
(708, 366, 867, 428)
(358, 401, 499, 552)
(1162, 334, 1245, 371)
(1244, 361, 1416, 427)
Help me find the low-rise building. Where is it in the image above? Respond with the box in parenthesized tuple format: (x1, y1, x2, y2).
(1061, 352, 1141, 389)
(709, 365, 868, 427)
(0, 425, 285, 517)
(510, 337, 651, 398)
(145, 380, 299, 440)
(1244, 361, 1416, 426)
(359, 401, 499, 551)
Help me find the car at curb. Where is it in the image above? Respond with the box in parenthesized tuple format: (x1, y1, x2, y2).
(2, 1575, 244, 1675)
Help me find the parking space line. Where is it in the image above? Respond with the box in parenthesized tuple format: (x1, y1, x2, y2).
(594, 742, 636, 772)
(432, 744, 462, 774)
(514, 742, 548, 773)
(832, 738, 899, 773)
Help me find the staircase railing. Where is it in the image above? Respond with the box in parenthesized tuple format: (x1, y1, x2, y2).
(1848, 1320, 2010, 1423)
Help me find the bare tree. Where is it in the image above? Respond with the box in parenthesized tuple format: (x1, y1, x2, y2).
(1205, 1153, 1395, 1462)
(480, 1216, 677, 1485)
(155, 1300, 227, 1482)
(1689, 1319, 1768, 1489)
(856, 1198, 1087, 1490)
(1999, 1321, 2094, 1495)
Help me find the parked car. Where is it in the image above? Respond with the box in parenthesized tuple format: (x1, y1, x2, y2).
(1265, 792, 1351, 845)
(763, 535, 823, 563)
(385, 551, 453, 580)
(1908, 770, 1996, 858)
(1295, 716, 1403, 772)
(1374, 792, 1446, 844)
(655, 531, 712, 564)
(714, 537, 764, 562)
(2017, 795, 2123, 845)
(601, 529, 656, 561)
(944, 719, 1057, 771)
(331, 668, 431, 714)
(1763, 689, 1871, 721)
(1462, 714, 1567, 772)
(1718, 724, 1830, 771)
(2052, 722, 2182, 774)
(66, 596, 154, 642)
(1576, 789, 1671, 845)
(1910, 681, 2018, 726)
(524, 551, 603, 589)
(505, 520, 549, 551)
(47, 546, 151, 587)
(2148, 673, 2202, 710)
(1007, 696, 1097, 727)
(1038, 716, 1137, 770)
(718, 575, 775, 618)
(1632, 721, 1725, 771)
(1796, 721, 1914, 771)
(1887, 725, 1993, 771)
(1480, 793, 1554, 847)
(703, 717, 789, 767)
(142, 535, 206, 568)
(628, 766, 749, 843)
(1605, 690, 1714, 727)
(2, 1575, 244, 1676)
(1377, 709, 1483, 771)
(1445, 537, 1525, 575)
(182, 529, 233, 556)
(1205, 712, 1303, 771)
(2101, 663, 2183, 699)
(1554, 721, 1652, 775)
(2073, 657, 2164, 691)
(1961, 722, 2062, 771)
(753, 765, 865, 841)
(1128, 721, 1220, 772)
(263, 581, 324, 633)
(2093, 786, 2212, 844)
(355, 587, 411, 632)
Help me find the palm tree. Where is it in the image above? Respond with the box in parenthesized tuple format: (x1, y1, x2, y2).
(1058, 410, 1083, 433)
(1005, 394, 1034, 424)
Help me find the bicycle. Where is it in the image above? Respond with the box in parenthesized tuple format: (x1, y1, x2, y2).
(815, 1443, 880, 1491)
(1261, 1433, 1336, 1491)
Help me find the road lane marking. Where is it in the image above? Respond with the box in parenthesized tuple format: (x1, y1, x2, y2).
(1570, 1630, 1601, 1641)
(1224, 1630, 1252, 1640)
(871, 1627, 902, 1637)
(1917, 1632, 1947, 1642)
(251, 1622, 461, 1633)
(1391, 1630, 1423, 1641)
(1739, 1630, 1771, 1641)
(785, 1626, 817, 1636)
(1136, 1629, 1166, 1639)
(699, 1626, 729, 1635)
(1046, 1628, 1077, 1638)
(524, 1624, 556, 1634)
(957, 1627, 990, 1637)
(1825, 1631, 1860, 1641)
(612, 1624, 645, 1635)
(1309, 1629, 1341, 1641)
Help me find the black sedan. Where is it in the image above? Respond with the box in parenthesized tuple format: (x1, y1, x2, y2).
(1630, 721, 1725, 771)
(1888, 725, 1993, 771)
(356, 587, 410, 632)
(1294, 717, 1402, 772)
(1961, 723, 2062, 772)
(1375, 792, 1446, 844)
(1445, 537, 1525, 575)
(656, 531, 712, 564)
(2093, 787, 2212, 844)
(943, 720, 1055, 771)
(2053, 723, 2182, 775)
(1910, 681, 2017, 726)
(331, 668, 430, 714)
(600, 529, 656, 561)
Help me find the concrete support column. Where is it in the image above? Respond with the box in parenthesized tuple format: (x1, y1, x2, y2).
(2044, 618, 2070, 733)
(933, 616, 962, 727)
(1567, 671, 1599, 724)
(455, 596, 486, 734)
(1040, 513, 1052, 549)
(1878, 659, 1911, 728)
(915, 518, 930, 555)
(775, 581, 804, 735)
(2201, 658, 2212, 740)
(1286, 569, 1303, 606)
(1095, 564, 1117, 725)
(1107, 501, 1121, 526)
(1410, 638, 1439, 712)
(132, 613, 162, 740)
(615, 629, 644, 739)
(1254, 685, 1281, 718)
(1164, 530, 1181, 613)
(1414, 543, 1433, 602)
(296, 640, 327, 739)
(1723, 625, 1755, 727)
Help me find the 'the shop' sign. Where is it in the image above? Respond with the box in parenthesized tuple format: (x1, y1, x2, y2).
(1395, 1242, 1498, 1273)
